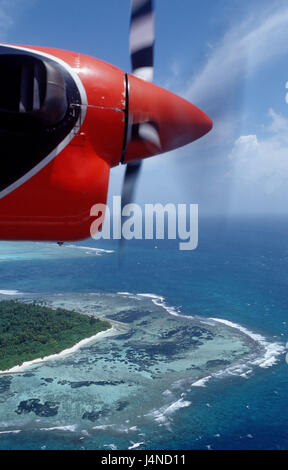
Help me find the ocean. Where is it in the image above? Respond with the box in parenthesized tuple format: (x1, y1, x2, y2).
(0, 215, 287, 450)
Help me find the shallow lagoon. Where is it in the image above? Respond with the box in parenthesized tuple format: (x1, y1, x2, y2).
(0, 290, 281, 449)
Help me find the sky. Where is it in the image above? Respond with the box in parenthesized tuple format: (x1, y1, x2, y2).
(2, 0, 288, 215)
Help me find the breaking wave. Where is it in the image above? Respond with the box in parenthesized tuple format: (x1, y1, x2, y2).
(136, 292, 285, 386)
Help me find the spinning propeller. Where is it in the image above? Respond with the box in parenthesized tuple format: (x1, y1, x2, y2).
(121, 0, 212, 230)
(121, 0, 212, 239)
(121, 0, 157, 220)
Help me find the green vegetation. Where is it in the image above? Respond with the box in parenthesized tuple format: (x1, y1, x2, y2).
(0, 300, 110, 370)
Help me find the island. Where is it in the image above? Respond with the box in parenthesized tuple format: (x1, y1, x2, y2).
(0, 299, 111, 371)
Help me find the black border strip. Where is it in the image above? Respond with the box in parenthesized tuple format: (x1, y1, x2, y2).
(121, 73, 130, 164)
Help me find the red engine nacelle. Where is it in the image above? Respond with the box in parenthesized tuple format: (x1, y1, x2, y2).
(0, 44, 212, 241)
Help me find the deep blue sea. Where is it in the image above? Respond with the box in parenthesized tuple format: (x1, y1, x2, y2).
(0, 215, 287, 450)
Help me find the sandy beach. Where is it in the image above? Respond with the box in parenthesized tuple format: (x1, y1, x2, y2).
(0, 326, 115, 375)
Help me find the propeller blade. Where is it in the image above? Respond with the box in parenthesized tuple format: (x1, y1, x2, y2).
(130, 0, 155, 81)
(121, 161, 142, 212)
(129, 1, 160, 153)
(120, 161, 142, 251)
(119, 0, 156, 251)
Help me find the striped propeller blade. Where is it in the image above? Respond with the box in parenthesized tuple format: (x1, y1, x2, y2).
(121, 161, 142, 213)
(130, 0, 155, 82)
(119, 0, 156, 252)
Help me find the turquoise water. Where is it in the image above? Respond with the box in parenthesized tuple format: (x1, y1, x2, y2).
(0, 216, 287, 450)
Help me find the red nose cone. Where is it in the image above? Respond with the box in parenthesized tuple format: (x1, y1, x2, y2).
(124, 74, 213, 163)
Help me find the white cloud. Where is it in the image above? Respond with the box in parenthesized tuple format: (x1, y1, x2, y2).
(228, 109, 288, 194)
(186, 3, 288, 104)
(182, 2, 288, 150)
(267, 108, 288, 133)
(111, 2, 288, 214)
